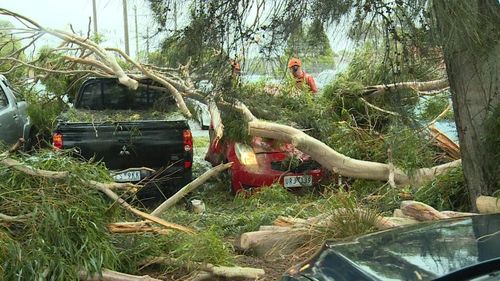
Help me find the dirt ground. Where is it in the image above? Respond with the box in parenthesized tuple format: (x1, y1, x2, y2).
(235, 254, 296, 280)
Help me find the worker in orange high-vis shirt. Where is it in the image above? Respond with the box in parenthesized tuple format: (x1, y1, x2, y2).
(288, 58, 318, 94)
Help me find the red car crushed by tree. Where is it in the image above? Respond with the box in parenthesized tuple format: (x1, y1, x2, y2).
(205, 131, 325, 193)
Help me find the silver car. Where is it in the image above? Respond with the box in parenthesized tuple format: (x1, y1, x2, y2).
(0, 75, 31, 146)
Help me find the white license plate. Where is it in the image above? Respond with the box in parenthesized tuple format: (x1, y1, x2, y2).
(284, 175, 313, 188)
(112, 170, 141, 182)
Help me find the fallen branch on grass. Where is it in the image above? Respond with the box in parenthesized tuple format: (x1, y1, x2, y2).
(0, 155, 193, 234)
(142, 257, 265, 280)
(151, 162, 232, 216)
(0, 212, 33, 222)
(108, 222, 171, 235)
(81, 268, 161, 281)
(92, 182, 195, 234)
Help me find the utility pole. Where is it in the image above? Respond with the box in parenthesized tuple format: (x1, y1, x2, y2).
(134, 5, 139, 60)
(122, 0, 130, 56)
(92, 0, 98, 39)
(146, 27, 150, 63)
(174, 1, 178, 32)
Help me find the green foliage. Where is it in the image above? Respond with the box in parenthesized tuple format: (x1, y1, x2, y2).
(0, 20, 25, 82)
(23, 89, 68, 136)
(387, 125, 434, 174)
(0, 150, 118, 280)
(419, 94, 454, 121)
(316, 189, 379, 239)
(414, 167, 469, 211)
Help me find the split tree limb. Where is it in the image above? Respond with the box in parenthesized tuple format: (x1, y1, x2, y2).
(151, 162, 233, 217)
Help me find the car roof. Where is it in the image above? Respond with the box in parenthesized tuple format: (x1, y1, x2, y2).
(286, 214, 500, 281)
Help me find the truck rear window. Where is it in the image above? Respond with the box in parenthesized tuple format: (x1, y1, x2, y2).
(77, 79, 175, 111)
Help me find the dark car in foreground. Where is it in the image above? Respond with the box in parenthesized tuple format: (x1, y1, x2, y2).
(283, 214, 500, 281)
(205, 134, 324, 193)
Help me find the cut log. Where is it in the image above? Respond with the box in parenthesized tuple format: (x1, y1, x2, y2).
(400, 201, 449, 221)
(476, 196, 500, 214)
(151, 162, 232, 216)
(236, 228, 310, 257)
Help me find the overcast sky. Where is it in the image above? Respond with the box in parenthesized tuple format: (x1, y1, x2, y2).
(1, 0, 160, 59)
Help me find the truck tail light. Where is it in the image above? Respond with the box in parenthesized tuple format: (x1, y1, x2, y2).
(53, 133, 63, 149)
(183, 130, 193, 152)
(183, 130, 193, 169)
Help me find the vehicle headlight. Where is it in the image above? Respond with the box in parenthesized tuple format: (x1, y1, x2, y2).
(235, 143, 258, 166)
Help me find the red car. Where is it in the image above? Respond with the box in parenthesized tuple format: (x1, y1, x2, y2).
(205, 133, 324, 193)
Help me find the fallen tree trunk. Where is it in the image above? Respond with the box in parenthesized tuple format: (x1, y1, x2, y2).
(151, 162, 232, 216)
(249, 120, 461, 186)
(476, 196, 500, 214)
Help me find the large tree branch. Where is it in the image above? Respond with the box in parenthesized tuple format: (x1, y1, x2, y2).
(248, 120, 461, 186)
(363, 79, 449, 97)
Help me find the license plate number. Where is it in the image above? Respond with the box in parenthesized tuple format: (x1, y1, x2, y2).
(284, 175, 313, 188)
(112, 170, 141, 182)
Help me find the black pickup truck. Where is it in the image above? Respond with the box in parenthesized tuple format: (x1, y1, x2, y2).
(53, 78, 193, 201)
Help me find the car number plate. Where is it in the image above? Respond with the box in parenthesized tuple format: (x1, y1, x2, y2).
(284, 175, 313, 188)
(112, 170, 141, 182)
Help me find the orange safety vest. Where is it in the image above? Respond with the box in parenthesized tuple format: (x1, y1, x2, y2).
(295, 72, 318, 94)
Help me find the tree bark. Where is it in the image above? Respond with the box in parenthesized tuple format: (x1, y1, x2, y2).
(433, 0, 500, 210)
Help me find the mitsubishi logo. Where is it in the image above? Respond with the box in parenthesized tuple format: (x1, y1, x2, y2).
(119, 145, 130, 156)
